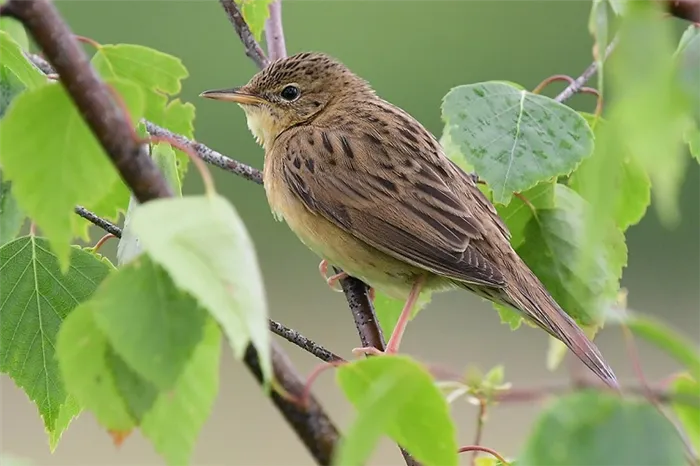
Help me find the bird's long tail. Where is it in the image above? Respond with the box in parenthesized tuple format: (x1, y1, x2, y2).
(499, 257, 619, 390)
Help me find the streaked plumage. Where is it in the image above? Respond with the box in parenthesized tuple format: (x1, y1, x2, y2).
(200, 52, 619, 389)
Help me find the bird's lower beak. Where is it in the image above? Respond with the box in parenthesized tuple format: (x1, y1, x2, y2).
(199, 87, 265, 105)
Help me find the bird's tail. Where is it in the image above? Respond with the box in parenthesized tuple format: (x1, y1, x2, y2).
(498, 257, 619, 390)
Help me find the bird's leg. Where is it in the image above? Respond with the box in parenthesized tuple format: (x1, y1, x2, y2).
(352, 275, 426, 356)
(318, 259, 346, 292)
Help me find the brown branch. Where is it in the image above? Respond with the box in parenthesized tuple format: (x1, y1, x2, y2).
(218, 0, 269, 69)
(1, 1, 170, 203)
(1, 1, 338, 464)
(144, 121, 263, 185)
(664, 0, 700, 22)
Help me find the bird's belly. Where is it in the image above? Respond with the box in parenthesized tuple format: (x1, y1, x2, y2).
(264, 171, 448, 300)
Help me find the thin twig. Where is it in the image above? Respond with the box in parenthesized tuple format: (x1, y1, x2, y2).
(74, 206, 123, 237)
(269, 320, 344, 363)
(144, 121, 263, 185)
(554, 36, 619, 104)
(3, 2, 338, 463)
(218, 0, 270, 69)
(265, 1, 287, 61)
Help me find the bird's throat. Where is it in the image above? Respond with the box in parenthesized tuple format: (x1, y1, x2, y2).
(243, 106, 278, 150)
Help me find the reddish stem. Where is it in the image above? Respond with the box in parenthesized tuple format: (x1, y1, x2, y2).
(74, 34, 101, 49)
(93, 233, 115, 253)
(301, 360, 347, 409)
(532, 74, 574, 95)
(458, 445, 509, 465)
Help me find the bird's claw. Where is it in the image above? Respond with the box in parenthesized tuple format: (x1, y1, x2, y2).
(318, 259, 346, 292)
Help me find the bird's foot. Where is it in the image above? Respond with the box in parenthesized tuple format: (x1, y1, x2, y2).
(318, 259, 346, 292)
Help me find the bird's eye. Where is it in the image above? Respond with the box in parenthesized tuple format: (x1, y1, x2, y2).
(280, 85, 300, 101)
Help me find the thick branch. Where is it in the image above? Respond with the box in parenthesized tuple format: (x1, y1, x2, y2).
(264, 1, 287, 61)
(2, 2, 338, 463)
(1, 1, 171, 203)
(664, 0, 700, 22)
(218, 0, 270, 69)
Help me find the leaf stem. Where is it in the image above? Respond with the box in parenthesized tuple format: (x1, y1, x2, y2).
(148, 136, 217, 197)
(74, 34, 101, 50)
(93, 233, 115, 253)
(458, 445, 509, 465)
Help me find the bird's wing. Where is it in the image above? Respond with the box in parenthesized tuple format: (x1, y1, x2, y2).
(276, 106, 509, 288)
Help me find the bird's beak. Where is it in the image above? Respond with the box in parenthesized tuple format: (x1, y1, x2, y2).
(199, 87, 265, 105)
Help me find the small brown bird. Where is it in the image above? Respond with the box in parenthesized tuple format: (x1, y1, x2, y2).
(200, 52, 619, 389)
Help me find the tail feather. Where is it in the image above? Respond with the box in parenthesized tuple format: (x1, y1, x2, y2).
(462, 256, 619, 390)
(502, 261, 619, 390)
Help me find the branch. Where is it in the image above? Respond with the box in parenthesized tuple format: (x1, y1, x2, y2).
(664, 0, 700, 22)
(74, 206, 123, 237)
(144, 121, 263, 184)
(269, 320, 344, 363)
(73, 205, 344, 364)
(264, 1, 287, 61)
(2, 1, 338, 463)
(554, 36, 619, 104)
(218, 0, 270, 69)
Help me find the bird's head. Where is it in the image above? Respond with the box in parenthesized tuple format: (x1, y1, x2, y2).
(199, 51, 373, 149)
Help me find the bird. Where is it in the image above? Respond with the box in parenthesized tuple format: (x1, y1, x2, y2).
(200, 51, 619, 389)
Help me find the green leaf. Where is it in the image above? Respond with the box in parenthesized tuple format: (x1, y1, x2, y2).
(675, 25, 700, 122)
(0, 236, 113, 434)
(91, 45, 194, 182)
(441, 81, 593, 204)
(239, 0, 273, 41)
(0, 65, 25, 118)
(140, 317, 221, 466)
(569, 114, 651, 232)
(374, 290, 431, 342)
(91, 255, 206, 389)
(0, 16, 29, 51)
(439, 128, 474, 173)
(496, 181, 555, 250)
(519, 391, 686, 466)
(131, 195, 271, 382)
(494, 304, 523, 331)
(48, 395, 81, 452)
(57, 304, 136, 431)
(0, 175, 24, 247)
(607, 310, 700, 381)
(516, 184, 627, 326)
(588, 0, 608, 97)
(162, 99, 196, 180)
(58, 299, 221, 466)
(0, 31, 45, 89)
(0, 79, 144, 268)
(152, 143, 182, 197)
(336, 356, 458, 466)
(686, 125, 700, 162)
(670, 374, 700, 453)
(608, 1, 692, 226)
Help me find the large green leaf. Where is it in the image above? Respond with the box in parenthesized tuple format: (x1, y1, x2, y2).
(675, 25, 700, 123)
(92, 44, 194, 179)
(607, 1, 692, 226)
(91, 255, 206, 389)
(0, 79, 144, 268)
(570, 113, 651, 233)
(336, 356, 458, 466)
(0, 14, 29, 51)
(0, 64, 25, 118)
(0, 236, 113, 434)
(130, 195, 271, 382)
(670, 374, 700, 453)
(516, 184, 627, 326)
(0, 31, 45, 89)
(58, 286, 222, 465)
(496, 180, 555, 250)
(519, 391, 686, 466)
(441, 81, 593, 204)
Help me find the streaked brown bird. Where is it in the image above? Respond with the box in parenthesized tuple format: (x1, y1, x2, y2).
(200, 52, 619, 389)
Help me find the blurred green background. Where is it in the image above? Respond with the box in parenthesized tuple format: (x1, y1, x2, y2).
(1, 1, 698, 465)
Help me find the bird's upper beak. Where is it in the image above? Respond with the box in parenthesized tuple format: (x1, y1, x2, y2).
(199, 87, 265, 105)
